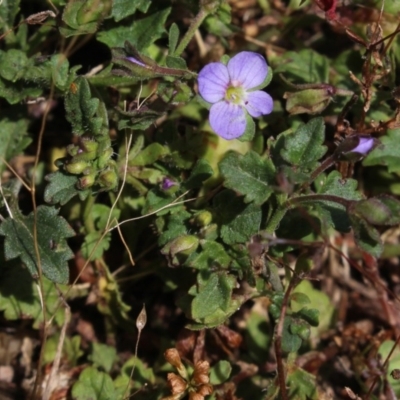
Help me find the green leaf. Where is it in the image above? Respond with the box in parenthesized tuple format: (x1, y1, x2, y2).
(277, 209, 321, 247)
(287, 365, 318, 400)
(0, 0, 20, 45)
(187, 240, 231, 270)
(72, 367, 116, 400)
(349, 214, 383, 257)
(183, 159, 214, 189)
(117, 113, 160, 131)
(219, 151, 276, 205)
(168, 23, 180, 55)
(0, 79, 43, 104)
(165, 55, 187, 70)
(119, 356, 156, 389)
(0, 118, 31, 171)
(97, 8, 171, 51)
(43, 335, 83, 366)
(91, 204, 121, 230)
(186, 293, 245, 329)
(289, 319, 310, 341)
(44, 171, 90, 205)
(269, 293, 284, 320)
(96, 265, 132, 328)
(363, 128, 400, 172)
(161, 234, 199, 266)
(89, 343, 117, 373)
(191, 273, 236, 320)
(349, 195, 400, 226)
(290, 292, 311, 306)
(214, 190, 262, 245)
(273, 49, 329, 83)
(280, 117, 327, 172)
(0, 205, 75, 284)
(296, 307, 319, 327)
(156, 209, 191, 246)
(82, 231, 111, 261)
(51, 55, 79, 91)
(0, 263, 66, 327)
(0, 49, 31, 81)
(237, 113, 255, 142)
(281, 316, 302, 353)
(111, 0, 150, 22)
(209, 360, 232, 385)
(64, 77, 104, 136)
(129, 143, 168, 166)
(292, 280, 334, 338)
(60, 0, 108, 37)
(144, 189, 183, 215)
(313, 170, 362, 231)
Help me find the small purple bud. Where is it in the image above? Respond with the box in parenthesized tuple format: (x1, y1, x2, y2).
(126, 57, 146, 67)
(351, 136, 375, 155)
(335, 134, 376, 162)
(162, 178, 178, 190)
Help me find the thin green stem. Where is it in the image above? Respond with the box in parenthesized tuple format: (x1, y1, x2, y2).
(83, 194, 96, 233)
(174, 8, 208, 56)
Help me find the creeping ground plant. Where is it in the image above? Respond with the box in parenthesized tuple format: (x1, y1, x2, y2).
(1, 1, 400, 400)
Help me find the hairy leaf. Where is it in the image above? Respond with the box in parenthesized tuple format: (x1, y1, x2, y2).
(0, 118, 31, 170)
(98, 8, 171, 51)
(0, 206, 75, 284)
(191, 272, 238, 323)
(0, 262, 66, 327)
(219, 151, 275, 205)
(214, 190, 262, 245)
(64, 77, 103, 136)
(111, 0, 150, 22)
(280, 117, 327, 172)
(44, 171, 90, 205)
(72, 367, 116, 400)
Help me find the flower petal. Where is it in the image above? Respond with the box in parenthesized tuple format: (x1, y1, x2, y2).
(209, 101, 246, 140)
(244, 91, 273, 117)
(126, 56, 146, 67)
(198, 62, 229, 103)
(352, 136, 375, 155)
(227, 52, 268, 90)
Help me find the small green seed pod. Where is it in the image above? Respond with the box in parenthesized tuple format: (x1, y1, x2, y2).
(97, 169, 118, 190)
(97, 147, 114, 168)
(78, 173, 96, 189)
(65, 160, 89, 174)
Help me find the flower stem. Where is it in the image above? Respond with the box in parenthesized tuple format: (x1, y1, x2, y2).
(301, 154, 335, 191)
(287, 193, 351, 209)
(264, 192, 351, 235)
(174, 4, 212, 57)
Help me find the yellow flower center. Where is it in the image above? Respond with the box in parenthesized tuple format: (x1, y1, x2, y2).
(225, 85, 245, 105)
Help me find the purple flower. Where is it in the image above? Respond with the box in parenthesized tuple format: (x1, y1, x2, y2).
(198, 51, 273, 140)
(162, 178, 178, 190)
(335, 134, 376, 162)
(351, 136, 375, 155)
